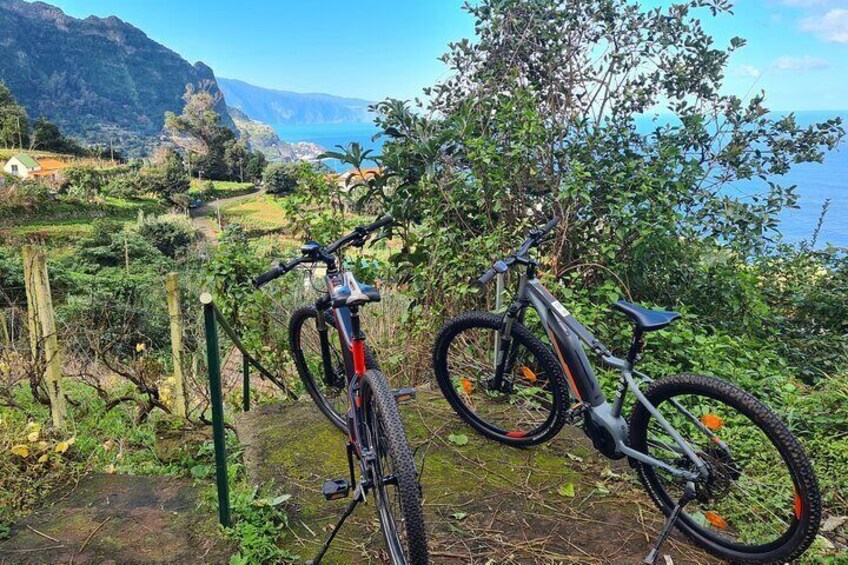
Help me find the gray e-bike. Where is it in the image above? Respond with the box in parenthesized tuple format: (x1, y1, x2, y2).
(433, 217, 820, 564)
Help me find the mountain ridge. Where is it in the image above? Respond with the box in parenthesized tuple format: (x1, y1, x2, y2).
(218, 78, 374, 126)
(0, 0, 233, 156)
(227, 106, 325, 162)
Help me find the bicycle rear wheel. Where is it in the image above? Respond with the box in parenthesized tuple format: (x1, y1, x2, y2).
(289, 305, 378, 433)
(629, 373, 820, 563)
(361, 370, 428, 565)
(433, 311, 568, 446)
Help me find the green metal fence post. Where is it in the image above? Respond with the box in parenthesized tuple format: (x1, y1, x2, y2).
(242, 355, 250, 412)
(201, 292, 231, 527)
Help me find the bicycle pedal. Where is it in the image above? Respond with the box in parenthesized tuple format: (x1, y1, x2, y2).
(393, 387, 416, 403)
(322, 478, 350, 501)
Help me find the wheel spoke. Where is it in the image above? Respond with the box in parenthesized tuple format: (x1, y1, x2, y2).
(640, 387, 804, 550)
(444, 322, 560, 437)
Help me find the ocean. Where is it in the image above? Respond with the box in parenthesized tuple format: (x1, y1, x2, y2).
(273, 112, 847, 248)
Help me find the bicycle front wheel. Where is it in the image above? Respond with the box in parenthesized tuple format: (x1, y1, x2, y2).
(629, 373, 820, 564)
(361, 370, 429, 565)
(289, 305, 379, 433)
(433, 312, 568, 446)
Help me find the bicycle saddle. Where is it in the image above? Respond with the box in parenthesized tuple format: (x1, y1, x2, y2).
(612, 300, 681, 332)
(331, 272, 381, 308)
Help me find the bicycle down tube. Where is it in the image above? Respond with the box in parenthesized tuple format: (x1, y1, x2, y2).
(503, 272, 708, 480)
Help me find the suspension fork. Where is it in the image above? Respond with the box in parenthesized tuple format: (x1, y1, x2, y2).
(491, 280, 530, 392)
(315, 308, 338, 387)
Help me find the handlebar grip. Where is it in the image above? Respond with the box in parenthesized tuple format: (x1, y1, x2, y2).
(538, 216, 560, 237)
(254, 266, 285, 289)
(475, 268, 497, 287)
(364, 214, 393, 233)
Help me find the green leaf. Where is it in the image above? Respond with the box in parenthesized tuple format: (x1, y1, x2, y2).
(690, 511, 708, 527)
(190, 464, 213, 479)
(447, 433, 469, 446)
(268, 494, 292, 507)
(450, 511, 468, 521)
(557, 482, 576, 497)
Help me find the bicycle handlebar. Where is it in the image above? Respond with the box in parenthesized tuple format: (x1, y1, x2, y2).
(538, 215, 560, 238)
(474, 216, 559, 287)
(254, 215, 394, 288)
(364, 214, 394, 233)
(254, 257, 307, 288)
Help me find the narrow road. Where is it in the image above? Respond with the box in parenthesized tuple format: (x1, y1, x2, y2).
(190, 189, 265, 241)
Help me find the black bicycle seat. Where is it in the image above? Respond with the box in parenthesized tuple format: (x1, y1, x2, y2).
(612, 300, 681, 332)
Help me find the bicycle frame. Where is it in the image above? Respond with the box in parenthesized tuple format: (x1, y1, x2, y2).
(311, 272, 370, 454)
(500, 271, 714, 481)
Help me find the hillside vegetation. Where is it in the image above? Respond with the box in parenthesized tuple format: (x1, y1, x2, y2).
(1, 0, 847, 562)
(0, 0, 232, 156)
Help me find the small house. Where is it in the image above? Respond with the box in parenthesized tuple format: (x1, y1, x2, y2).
(3, 154, 41, 179)
(331, 167, 383, 192)
(3, 154, 69, 182)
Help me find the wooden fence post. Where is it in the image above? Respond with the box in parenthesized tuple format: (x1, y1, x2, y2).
(0, 308, 9, 345)
(21, 246, 41, 360)
(166, 272, 187, 418)
(30, 247, 66, 429)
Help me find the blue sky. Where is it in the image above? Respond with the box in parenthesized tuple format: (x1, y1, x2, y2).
(45, 0, 848, 109)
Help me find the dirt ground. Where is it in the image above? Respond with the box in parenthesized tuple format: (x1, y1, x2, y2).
(0, 474, 232, 564)
(235, 388, 722, 564)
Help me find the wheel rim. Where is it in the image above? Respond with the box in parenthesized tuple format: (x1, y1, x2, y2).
(444, 325, 557, 438)
(296, 313, 347, 425)
(641, 390, 804, 551)
(366, 397, 409, 564)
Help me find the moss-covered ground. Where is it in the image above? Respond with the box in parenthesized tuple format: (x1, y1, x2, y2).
(235, 389, 719, 564)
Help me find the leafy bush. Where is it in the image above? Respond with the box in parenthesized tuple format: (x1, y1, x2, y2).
(62, 166, 105, 201)
(137, 215, 198, 258)
(76, 220, 165, 270)
(101, 174, 140, 199)
(366, 1, 843, 315)
(5, 182, 53, 207)
(262, 162, 299, 195)
(756, 247, 848, 382)
(206, 224, 265, 328)
(60, 272, 170, 359)
(274, 162, 348, 244)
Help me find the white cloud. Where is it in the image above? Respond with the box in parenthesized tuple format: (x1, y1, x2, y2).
(737, 64, 762, 78)
(772, 55, 831, 70)
(800, 8, 848, 42)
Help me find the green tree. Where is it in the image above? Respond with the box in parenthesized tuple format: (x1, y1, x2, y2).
(245, 151, 267, 182)
(165, 86, 237, 181)
(30, 117, 82, 154)
(0, 81, 29, 149)
(162, 148, 190, 197)
(63, 166, 105, 201)
(262, 161, 299, 195)
(373, 0, 844, 305)
(225, 139, 251, 182)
